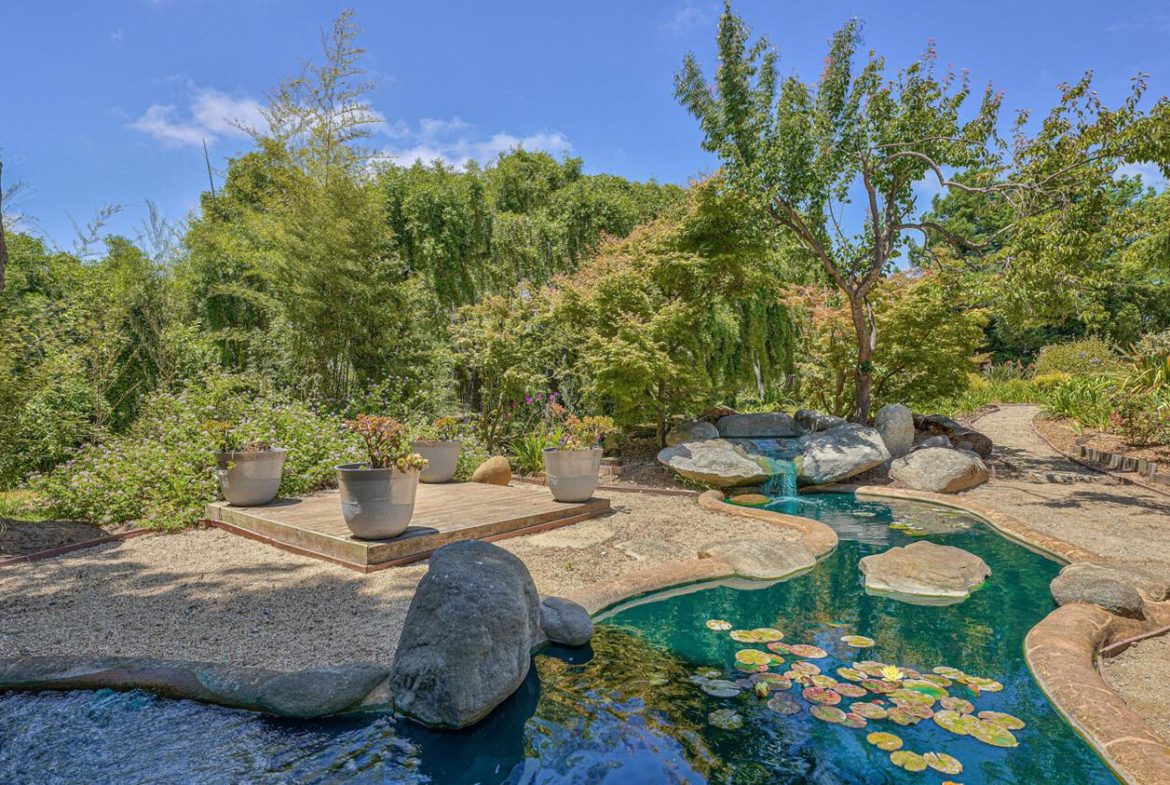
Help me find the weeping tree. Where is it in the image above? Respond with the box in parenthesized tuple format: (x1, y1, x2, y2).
(676, 4, 1166, 422)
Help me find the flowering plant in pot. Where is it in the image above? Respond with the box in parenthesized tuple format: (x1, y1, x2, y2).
(207, 420, 288, 507)
(542, 406, 617, 502)
(410, 416, 463, 484)
(337, 415, 428, 539)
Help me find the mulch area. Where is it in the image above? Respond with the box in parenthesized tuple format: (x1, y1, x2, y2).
(1033, 416, 1170, 465)
(0, 519, 121, 560)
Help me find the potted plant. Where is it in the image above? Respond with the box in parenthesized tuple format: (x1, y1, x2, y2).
(337, 415, 428, 539)
(542, 408, 617, 502)
(411, 416, 463, 484)
(209, 421, 288, 507)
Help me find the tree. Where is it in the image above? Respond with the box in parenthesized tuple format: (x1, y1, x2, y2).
(0, 160, 8, 295)
(676, 4, 1167, 421)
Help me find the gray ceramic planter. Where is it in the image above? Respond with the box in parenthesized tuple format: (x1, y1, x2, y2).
(336, 464, 420, 539)
(411, 440, 461, 483)
(215, 448, 287, 506)
(542, 447, 602, 502)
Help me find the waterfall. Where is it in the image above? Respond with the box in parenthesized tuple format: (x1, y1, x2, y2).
(763, 457, 798, 499)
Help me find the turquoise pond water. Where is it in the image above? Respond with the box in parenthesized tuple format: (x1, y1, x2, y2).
(0, 494, 1118, 785)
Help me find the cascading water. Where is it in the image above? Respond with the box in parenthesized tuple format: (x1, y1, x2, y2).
(762, 457, 798, 499)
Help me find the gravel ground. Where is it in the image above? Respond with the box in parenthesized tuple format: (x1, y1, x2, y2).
(1104, 636, 1170, 745)
(0, 490, 790, 671)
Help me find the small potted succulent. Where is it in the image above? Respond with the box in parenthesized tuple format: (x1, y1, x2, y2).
(337, 415, 428, 539)
(542, 407, 617, 502)
(411, 416, 463, 484)
(209, 420, 288, 507)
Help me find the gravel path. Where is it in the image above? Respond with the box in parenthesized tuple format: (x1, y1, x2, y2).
(962, 404, 1170, 744)
(0, 491, 790, 671)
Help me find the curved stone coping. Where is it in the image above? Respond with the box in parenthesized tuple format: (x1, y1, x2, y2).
(695, 489, 839, 558)
(568, 558, 736, 616)
(1027, 604, 1170, 785)
(0, 655, 390, 718)
(816, 482, 1170, 784)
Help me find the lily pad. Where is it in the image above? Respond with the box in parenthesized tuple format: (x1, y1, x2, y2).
(903, 679, 949, 700)
(786, 644, 829, 659)
(757, 673, 793, 690)
(886, 708, 921, 726)
(809, 674, 839, 689)
(866, 731, 903, 751)
(835, 683, 868, 698)
(767, 695, 801, 715)
(978, 710, 1026, 730)
(890, 688, 935, 706)
(841, 635, 876, 648)
(851, 702, 888, 720)
(810, 704, 848, 723)
(736, 649, 773, 667)
(708, 709, 744, 729)
(922, 673, 953, 687)
(766, 641, 788, 654)
(890, 750, 928, 772)
(842, 712, 868, 728)
(861, 679, 897, 694)
(931, 709, 967, 734)
(701, 679, 742, 698)
(933, 666, 966, 679)
(802, 686, 842, 705)
(924, 752, 963, 775)
(964, 676, 1004, 692)
(968, 719, 1019, 748)
(734, 661, 767, 673)
(790, 661, 822, 675)
(836, 667, 865, 682)
(728, 627, 783, 643)
(705, 619, 732, 631)
(940, 697, 975, 714)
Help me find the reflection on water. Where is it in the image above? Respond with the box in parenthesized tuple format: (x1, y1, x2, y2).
(0, 495, 1118, 785)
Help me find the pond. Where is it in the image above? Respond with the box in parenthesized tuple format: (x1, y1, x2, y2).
(0, 494, 1118, 784)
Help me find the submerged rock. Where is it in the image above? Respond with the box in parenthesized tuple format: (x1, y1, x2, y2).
(858, 541, 990, 604)
(699, 537, 813, 580)
(874, 404, 914, 458)
(889, 447, 989, 493)
(390, 541, 540, 728)
(716, 412, 798, 439)
(798, 424, 890, 485)
(539, 597, 594, 647)
(1050, 569, 1145, 619)
(656, 439, 772, 487)
(471, 456, 512, 486)
(665, 419, 720, 447)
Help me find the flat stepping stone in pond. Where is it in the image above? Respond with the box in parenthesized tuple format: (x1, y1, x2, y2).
(699, 538, 815, 580)
(858, 541, 990, 605)
(616, 538, 692, 563)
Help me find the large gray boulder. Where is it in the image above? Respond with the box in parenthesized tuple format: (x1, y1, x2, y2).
(390, 541, 540, 728)
(699, 537, 814, 580)
(859, 541, 991, 604)
(656, 439, 772, 487)
(797, 424, 890, 485)
(795, 409, 847, 434)
(889, 447, 989, 493)
(1059, 561, 1170, 603)
(913, 414, 993, 458)
(874, 404, 914, 458)
(716, 412, 798, 439)
(1050, 568, 1146, 618)
(665, 419, 720, 447)
(539, 597, 594, 647)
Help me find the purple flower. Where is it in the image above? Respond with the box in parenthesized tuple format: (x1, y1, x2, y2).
(525, 396, 533, 404)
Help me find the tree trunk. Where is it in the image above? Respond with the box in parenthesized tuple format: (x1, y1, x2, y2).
(0, 161, 8, 295)
(848, 293, 875, 424)
(655, 381, 667, 449)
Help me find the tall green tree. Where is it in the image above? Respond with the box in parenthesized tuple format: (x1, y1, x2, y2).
(676, 4, 1167, 421)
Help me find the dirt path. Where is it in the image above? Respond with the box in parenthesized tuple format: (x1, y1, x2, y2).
(964, 405, 1170, 569)
(964, 404, 1170, 745)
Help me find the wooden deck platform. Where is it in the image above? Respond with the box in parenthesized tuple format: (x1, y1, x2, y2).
(203, 482, 611, 572)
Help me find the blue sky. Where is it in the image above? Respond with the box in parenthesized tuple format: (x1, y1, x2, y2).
(2, 0, 1168, 250)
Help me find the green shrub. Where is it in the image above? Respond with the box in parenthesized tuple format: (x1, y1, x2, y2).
(1033, 338, 1123, 376)
(511, 429, 564, 476)
(1045, 376, 1117, 430)
(1110, 390, 1170, 446)
(32, 374, 361, 530)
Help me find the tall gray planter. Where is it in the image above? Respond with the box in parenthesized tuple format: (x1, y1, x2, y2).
(215, 448, 287, 506)
(411, 440, 461, 484)
(542, 447, 602, 502)
(336, 464, 420, 539)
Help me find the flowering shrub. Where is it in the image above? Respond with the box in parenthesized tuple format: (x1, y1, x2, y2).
(412, 416, 463, 444)
(1110, 391, 1170, 446)
(33, 375, 362, 530)
(347, 415, 427, 472)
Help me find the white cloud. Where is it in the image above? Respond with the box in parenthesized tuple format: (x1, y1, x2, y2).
(1117, 162, 1168, 192)
(130, 83, 264, 148)
(376, 117, 572, 168)
(661, 0, 716, 35)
